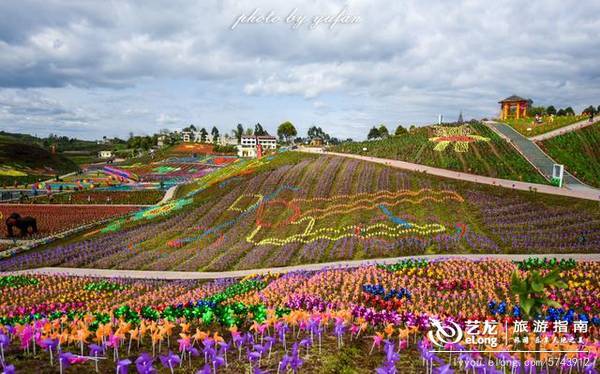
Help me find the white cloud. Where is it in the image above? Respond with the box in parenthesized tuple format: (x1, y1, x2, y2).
(0, 0, 599, 139)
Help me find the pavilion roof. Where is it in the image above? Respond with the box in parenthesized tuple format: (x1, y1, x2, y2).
(499, 95, 530, 103)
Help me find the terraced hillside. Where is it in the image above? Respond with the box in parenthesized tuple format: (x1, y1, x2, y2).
(538, 123, 600, 188)
(330, 122, 547, 183)
(2, 152, 599, 272)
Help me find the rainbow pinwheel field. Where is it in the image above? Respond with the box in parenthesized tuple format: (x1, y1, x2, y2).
(0, 258, 597, 373)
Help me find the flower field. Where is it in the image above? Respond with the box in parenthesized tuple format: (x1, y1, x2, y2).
(32, 190, 165, 205)
(0, 258, 597, 372)
(0, 205, 140, 239)
(2, 153, 598, 272)
(330, 123, 548, 184)
(538, 123, 600, 188)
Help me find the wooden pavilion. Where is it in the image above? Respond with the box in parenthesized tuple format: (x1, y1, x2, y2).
(499, 95, 531, 120)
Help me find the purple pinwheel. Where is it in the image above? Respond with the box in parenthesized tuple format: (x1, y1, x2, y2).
(212, 355, 225, 371)
(196, 364, 211, 374)
(217, 340, 230, 367)
(433, 364, 454, 374)
(135, 352, 156, 374)
(0, 333, 10, 363)
(248, 350, 262, 365)
(117, 359, 132, 374)
(376, 341, 400, 374)
(278, 354, 291, 374)
(159, 351, 181, 374)
(299, 338, 312, 357)
(334, 320, 345, 348)
(40, 338, 58, 366)
(1, 364, 15, 374)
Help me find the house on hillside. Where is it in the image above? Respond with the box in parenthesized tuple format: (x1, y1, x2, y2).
(98, 150, 114, 159)
(309, 137, 324, 146)
(237, 135, 277, 157)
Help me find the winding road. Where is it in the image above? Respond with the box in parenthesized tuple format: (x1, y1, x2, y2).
(8, 253, 600, 280)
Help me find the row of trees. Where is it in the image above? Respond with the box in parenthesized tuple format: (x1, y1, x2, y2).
(128, 121, 348, 149)
(582, 105, 600, 115)
(367, 124, 414, 140)
(527, 105, 598, 117)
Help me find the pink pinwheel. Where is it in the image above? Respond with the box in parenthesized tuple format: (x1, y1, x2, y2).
(177, 335, 191, 352)
(369, 332, 385, 354)
(19, 326, 34, 350)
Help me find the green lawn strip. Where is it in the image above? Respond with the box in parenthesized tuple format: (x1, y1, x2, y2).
(503, 115, 587, 136)
(539, 123, 600, 188)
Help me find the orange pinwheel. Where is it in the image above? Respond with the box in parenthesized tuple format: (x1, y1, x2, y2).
(384, 323, 394, 337)
(213, 332, 224, 344)
(193, 328, 209, 343)
(180, 322, 190, 334)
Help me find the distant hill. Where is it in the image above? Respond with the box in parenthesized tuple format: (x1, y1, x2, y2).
(329, 122, 548, 184)
(0, 133, 80, 185)
(538, 123, 600, 188)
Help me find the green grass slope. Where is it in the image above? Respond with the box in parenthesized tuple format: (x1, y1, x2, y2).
(4, 151, 599, 273)
(329, 122, 547, 184)
(538, 123, 600, 188)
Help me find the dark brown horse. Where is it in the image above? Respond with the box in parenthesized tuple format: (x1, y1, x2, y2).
(5, 212, 37, 238)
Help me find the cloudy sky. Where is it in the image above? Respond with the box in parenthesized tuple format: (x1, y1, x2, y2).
(0, 0, 599, 140)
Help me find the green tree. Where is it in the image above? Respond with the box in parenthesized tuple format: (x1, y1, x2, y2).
(277, 121, 297, 143)
(254, 123, 268, 136)
(583, 105, 596, 115)
(564, 107, 575, 116)
(378, 124, 389, 138)
(211, 126, 220, 143)
(394, 125, 408, 136)
(367, 126, 380, 140)
(233, 124, 244, 144)
(546, 106, 556, 115)
(557, 108, 566, 116)
(244, 128, 254, 136)
(199, 128, 208, 142)
(528, 106, 546, 116)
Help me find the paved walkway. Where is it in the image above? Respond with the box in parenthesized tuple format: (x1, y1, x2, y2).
(529, 116, 600, 142)
(156, 185, 177, 205)
(484, 121, 589, 189)
(8, 253, 600, 279)
(299, 148, 600, 201)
